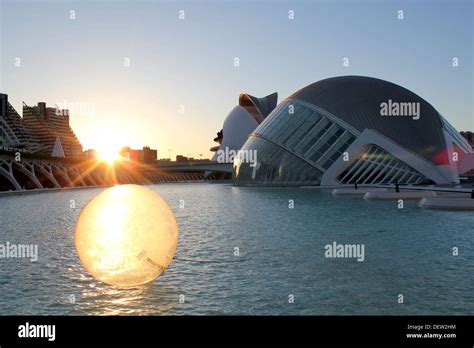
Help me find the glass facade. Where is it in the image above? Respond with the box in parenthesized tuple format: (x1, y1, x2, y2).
(234, 101, 356, 186)
(233, 136, 323, 186)
(336, 144, 429, 185)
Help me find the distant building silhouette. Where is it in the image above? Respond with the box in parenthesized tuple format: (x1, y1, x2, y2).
(461, 131, 474, 145)
(176, 155, 194, 162)
(120, 146, 157, 164)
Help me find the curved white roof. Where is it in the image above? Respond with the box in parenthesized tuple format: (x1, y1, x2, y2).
(211, 105, 259, 161)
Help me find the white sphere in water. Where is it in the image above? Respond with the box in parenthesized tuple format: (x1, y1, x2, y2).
(75, 185, 178, 287)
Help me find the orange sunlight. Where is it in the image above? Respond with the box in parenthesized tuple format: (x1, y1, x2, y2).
(98, 145, 121, 163)
(92, 130, 125, 164)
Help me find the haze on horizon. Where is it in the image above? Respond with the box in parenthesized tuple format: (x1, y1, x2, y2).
(0, 0, 472, 159)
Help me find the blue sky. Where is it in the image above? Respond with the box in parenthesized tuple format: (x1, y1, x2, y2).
(0, 0, 472, 158)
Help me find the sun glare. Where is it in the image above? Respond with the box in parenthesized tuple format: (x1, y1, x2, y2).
(98, 146, 121, 163)
(91, 130, 124, 163)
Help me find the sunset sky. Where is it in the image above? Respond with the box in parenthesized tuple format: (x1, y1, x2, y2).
(0, 0, 472, 159)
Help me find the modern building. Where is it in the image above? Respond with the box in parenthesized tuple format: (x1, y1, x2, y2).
(210, 92, 278, 161)
(233, 76, 474, 186)
(1, 94, 44, 154)
(0, 94, 83, 158)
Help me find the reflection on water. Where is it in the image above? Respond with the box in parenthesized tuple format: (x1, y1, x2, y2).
(72, 282, 175, 316)
(0, 184, 473, 315)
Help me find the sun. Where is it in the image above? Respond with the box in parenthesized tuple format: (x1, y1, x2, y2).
(98, 145, 121, 163)
(91, 130, 124, 164)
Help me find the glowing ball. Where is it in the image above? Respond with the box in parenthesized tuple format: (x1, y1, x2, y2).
(75, 185, 178, 287)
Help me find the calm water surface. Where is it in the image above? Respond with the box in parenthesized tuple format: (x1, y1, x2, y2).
(0, 183, 473, 315)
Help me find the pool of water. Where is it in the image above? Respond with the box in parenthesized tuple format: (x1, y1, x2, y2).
(0, 183, 473, 315)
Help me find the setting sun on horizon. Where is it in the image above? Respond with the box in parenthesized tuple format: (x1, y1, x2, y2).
(97, 145, 121, 163)
(88, 128, 126, 163)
